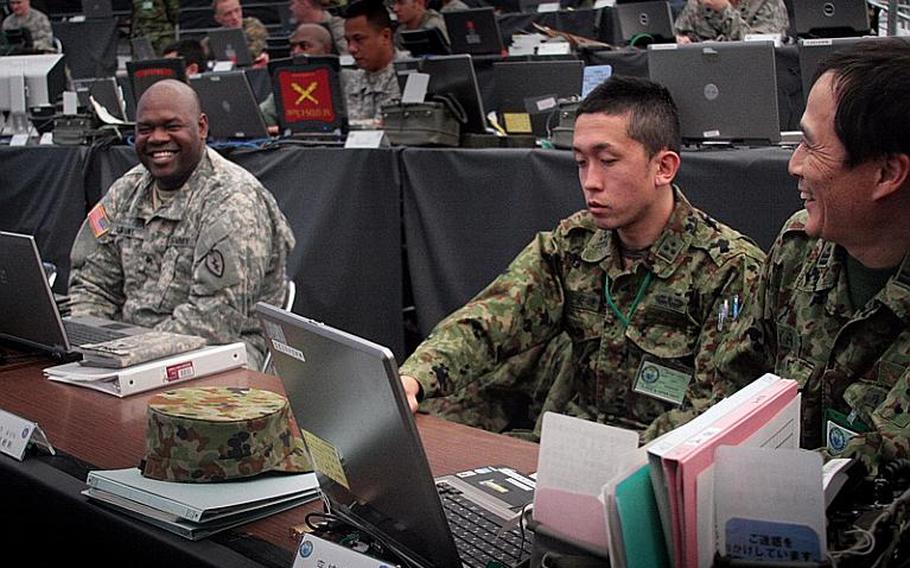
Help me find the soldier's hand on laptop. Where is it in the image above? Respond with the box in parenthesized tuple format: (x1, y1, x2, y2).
(400, 375, 421, 414)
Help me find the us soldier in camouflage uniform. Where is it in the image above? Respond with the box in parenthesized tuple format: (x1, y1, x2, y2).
(400, 77, 765, 442)
(131, 0, 180, 56)
(674, 0, 789, 43)
(391, 0, 449, 49)
(68, 80, 295, 371)
(714, 40, 910, 473)
(211, 0, 270, 65)
(341, 0, 401, 123)
(2, 0, 53, 52)
(144, 386, 311, 482)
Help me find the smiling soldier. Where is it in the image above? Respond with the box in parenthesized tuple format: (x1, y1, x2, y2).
(68, 80, 295, 370)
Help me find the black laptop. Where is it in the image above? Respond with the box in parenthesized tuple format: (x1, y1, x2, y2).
(394, 54, 488, 135)
(649, 42, 781, 144)
(126, 57, 187, 108)
(256, 302, 534, 568)
(207, 27, 254, 67)
(792, 0, 870, 38)
(0, 232, 150, 358)
(615, 0, 676, 45)
(269, 55, 348, 140)
(492, 59, 584, 136)
(190, 71, 270, 139)
(444, 7, 506, 56)
(400, 27, 452, 56)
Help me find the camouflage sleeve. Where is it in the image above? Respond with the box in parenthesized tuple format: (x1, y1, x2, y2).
(643, 247, 767, 440)
(706, 0, 790, 40)
(399, 231, 566, 400)
(166, 0, 181, 25)
(153, 186, 274, 344)
(68, 192, 128, 319)
(672, 1, 700, 37)
(243, 17, 268, 58)
(840, 373, 910, 472)
(31, 11, 54, 52)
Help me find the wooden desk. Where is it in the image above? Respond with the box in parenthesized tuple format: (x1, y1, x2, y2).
(0, 352, 538, 566)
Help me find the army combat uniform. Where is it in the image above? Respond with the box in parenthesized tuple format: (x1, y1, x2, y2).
(68, 148, 295, 370)
(714, 211, 910, 472)
(2, 7, 53, 52)
(674, 0, 789, 42)
(401, 190, 765, 441)
(342, 61, 401, 122)
(393, 9, 449, 49)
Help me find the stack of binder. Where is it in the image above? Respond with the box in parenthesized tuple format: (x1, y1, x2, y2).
(83, 467, 320, 540)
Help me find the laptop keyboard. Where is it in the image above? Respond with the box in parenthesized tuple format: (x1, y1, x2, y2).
(63, 320, 130, 346)
(436, 481, 532, 568)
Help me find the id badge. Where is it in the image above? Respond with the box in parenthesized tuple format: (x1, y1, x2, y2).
(825, 408, 867, 455)
(142, 1, 153, 10)
(632, 356, 693, 406)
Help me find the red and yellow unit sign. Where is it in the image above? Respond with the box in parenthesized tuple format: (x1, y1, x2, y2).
(277, 68, 336, 124)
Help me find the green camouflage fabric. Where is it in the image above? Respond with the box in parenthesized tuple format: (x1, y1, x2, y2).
(674, 0, 790, 42)
(131, 0, 180, 55)
(242, 16, 269, 58)
(2, 7, 53, 52)
(393, 9, 449, 49)
(342, 62, 401, 122)
(143, 386, 311, 482)
(68, 148, 296, 371)
(403, 189, 765, 442)
(714, 211, 910, 473)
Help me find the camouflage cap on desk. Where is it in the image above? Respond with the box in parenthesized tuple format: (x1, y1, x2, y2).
(142, 386, 311, 482)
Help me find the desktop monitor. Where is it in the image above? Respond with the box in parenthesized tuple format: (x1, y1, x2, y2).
(0, 54, 66, 111)
(394, 54, 487, 135)
(126, 58, 188, 107)
(792, 0, 870, 38)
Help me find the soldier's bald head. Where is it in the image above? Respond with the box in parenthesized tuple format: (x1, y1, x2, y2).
(137, 79, 202, 119)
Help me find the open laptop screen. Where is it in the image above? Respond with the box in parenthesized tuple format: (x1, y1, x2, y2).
(792, 0, 870, 38)
(444, 7, 505, 56)
(269, 55, 348, 136)
(126, 57, 187, 106)
(190, 71, 269, 139)
(256, 303, 462, 567)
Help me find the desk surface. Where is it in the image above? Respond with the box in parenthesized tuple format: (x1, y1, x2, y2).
(0, 349, 539, 562)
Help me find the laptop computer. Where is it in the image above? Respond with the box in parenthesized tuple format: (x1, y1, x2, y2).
(797, 36, 908, 101)
(82, 0, 113, 20)
(189, 71, 269, 139)
(400, 27, 452, 57)
(492, 59, 584, 136)
(255, 302, 534, 568)
(648, 42, 781, 144)
(131, 37, 157, 61)
(394, 54, 488, 135)
(444, 7, 506, 56)
(207, 28, 254, 67)
(792, 0, 870, 38)
(126, 57, 188, 108)
(0, 232, 150, 358)
(73, 76, 127, 121)
(269, 55, 348, 140)
(615, 0, 676, 45)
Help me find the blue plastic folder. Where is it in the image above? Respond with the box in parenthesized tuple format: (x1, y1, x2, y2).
(614, 464, 670, 568)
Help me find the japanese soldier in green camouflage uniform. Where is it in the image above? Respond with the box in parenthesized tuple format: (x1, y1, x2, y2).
(714, 40, 910, 473)
(131, 0, 180, 56)
(68, 80, 295, 371)
(400, 77, 765, 442)
(674, 0, 789, 43)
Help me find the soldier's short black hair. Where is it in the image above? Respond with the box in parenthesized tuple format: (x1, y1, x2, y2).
(813, 38, 910, 168)
(576, 76, 680, 157)
(343, 0, 393, 31)
(162, 39, 208, 73)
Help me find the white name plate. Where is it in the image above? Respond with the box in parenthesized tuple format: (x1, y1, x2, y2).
(0, 408, 54, 461)
(345, 130, 389, 149)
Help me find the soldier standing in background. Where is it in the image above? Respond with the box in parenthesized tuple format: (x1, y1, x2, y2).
(674, 0, 789, 43)
(131, 0, 179, 55)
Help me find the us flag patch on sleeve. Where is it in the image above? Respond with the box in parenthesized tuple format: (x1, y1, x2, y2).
(87, 203, 111, 238)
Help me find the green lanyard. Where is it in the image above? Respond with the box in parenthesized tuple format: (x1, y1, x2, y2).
(605, 271, 653, 328)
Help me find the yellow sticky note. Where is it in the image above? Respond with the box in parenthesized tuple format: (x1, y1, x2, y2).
(503, 112, 533, 134)
(301, 430, 350, 489)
